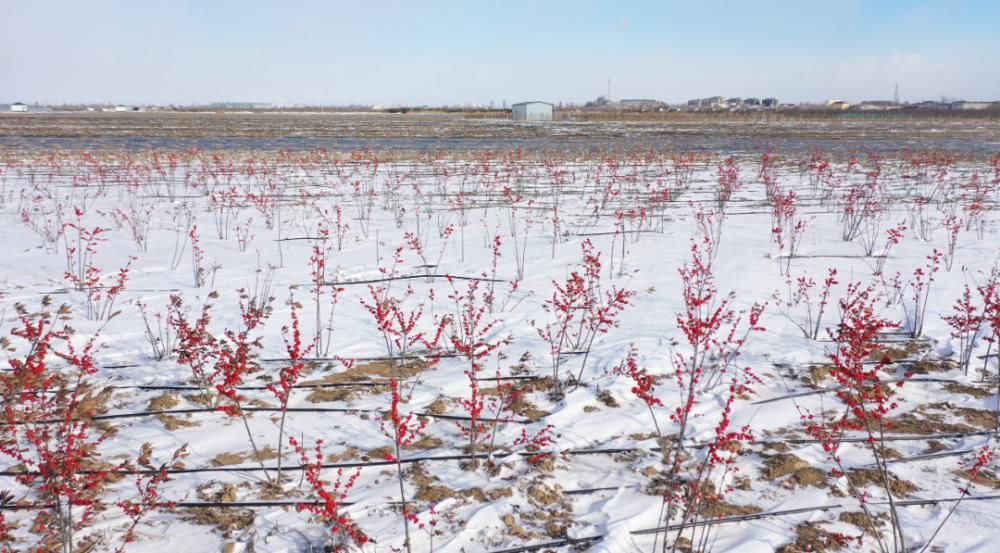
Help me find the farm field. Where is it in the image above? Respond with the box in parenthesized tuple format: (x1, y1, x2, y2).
(2, 138, 1000, 553)
(3, 112, 1000, 155)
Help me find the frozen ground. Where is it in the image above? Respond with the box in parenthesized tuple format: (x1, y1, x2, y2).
(2, 112, 1000, 154)
(1, 149, 1000, 552)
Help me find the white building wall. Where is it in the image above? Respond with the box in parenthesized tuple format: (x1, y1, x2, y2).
(511, 102, 552, 121)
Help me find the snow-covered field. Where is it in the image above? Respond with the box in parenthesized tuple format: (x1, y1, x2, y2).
(2, 149, 1000, 553)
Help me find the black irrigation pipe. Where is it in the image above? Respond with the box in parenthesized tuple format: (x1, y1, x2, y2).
(488, 536, 605, 553)
(0, 406, 536, 427)
(260, 351, 466, 362)
(0, 449, 516, 477)
(814, 338, 933, 344)
(0, 490, 630, 512)
(752, 377, 990, 406)
(779, 429, 997, 445)
(317, 273, 509, 287)
(0, 500, 340, 512)
(3, 428, 991, 479)
(894, 493, 1000, 507)
(259, 351, 587, 363)
(574, 230, 658, 237)
(880, 448, 974, 466)
(115, 381, 384, 391)
(774, 358, 935, 369)
(631, 503, 844, 536)
(14, 373, 542, 393)
(775, 253, 887, 260)
(631, 494, 1000, 537)
(1, 287, 182, 295)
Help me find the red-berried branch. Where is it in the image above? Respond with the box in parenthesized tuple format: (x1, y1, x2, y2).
(288, 437, 368, 552)
(379, 378, 429, 553)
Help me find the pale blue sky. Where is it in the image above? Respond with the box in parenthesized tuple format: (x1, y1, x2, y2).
(3, 0, 998, 106)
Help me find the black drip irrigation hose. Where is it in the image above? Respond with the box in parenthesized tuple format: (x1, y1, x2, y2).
(629, 494, 1000, 537)
(0, 489, 635, 512)
(487, 535, 604, 553)
(1, 430, 989, 478)
(317, 273, 509, 287)
(752, 376, 992, 405)
(5, 491, 988, 552)
(0, 406, 536, 426)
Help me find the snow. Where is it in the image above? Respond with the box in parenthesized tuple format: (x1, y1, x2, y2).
(1, 150, 999, 552)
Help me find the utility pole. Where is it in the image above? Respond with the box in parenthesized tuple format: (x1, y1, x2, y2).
(894, 83, 899, 105)
(607, 78, 611, 101)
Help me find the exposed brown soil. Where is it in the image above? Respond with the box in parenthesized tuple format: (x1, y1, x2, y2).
(761, 454, 828, 488)
(403, 435, 444, 451)
(906, 356, 955, 374)
(6, 113, 1000, 156)
(210, 447, 279, 467)
(300, 359, 429, 385)
(157, 413, 200, 430)
(954, 407, 998, 429)
(884, 401, 998, 434)
(847, 468, 918, 497)
(68, 385, 114, 421)
(365, 445, 394, 461)
(211, 452, 246, 467)
(479, 383, 550, 421)
(923, 440, 950, 454)
(699, 499, 763, 518)
(803, 365, 834, 388)
(197, 481, 239, 503)
(597, 389, 621, 408)
(148, 392, 180, 411)
(872, 341, 930, 362)
(955, 468, 1000, 489)
(776, 522, 851, 552)
(416, 484, 455, 502)
(942, 382, 995, 398)
(511, 397, 548, 422)
(501, 513, 534, 540)
(460, 486, 513, 502)
(838, 511, 880, 534)
(183, 508, 255, 533)
(526, 482, 565, 506)
(425, 398, 449, 415)
(762, 454, 810, 479)
(326, 447, 359, 462)
(305, 386, 356, 403)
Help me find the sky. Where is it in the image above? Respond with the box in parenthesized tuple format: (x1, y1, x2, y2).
(3, 0, 999, 107)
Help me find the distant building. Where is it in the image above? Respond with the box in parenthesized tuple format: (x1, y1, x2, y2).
(825, 100, 851, 110)
(856, 101, 897, 111)
(10, 102, 28, 112)
(619, 99, 663, 111)
(511, 101, 553, 121)
(208, 102, 274, 110)
(114, 105, 133, 112)
(911, 101, 950, 111)
(701, 97, 725, 109)
(762, 98, 779, 108)
(743, 98, 761, 107)
(950, 101, 996, 111)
